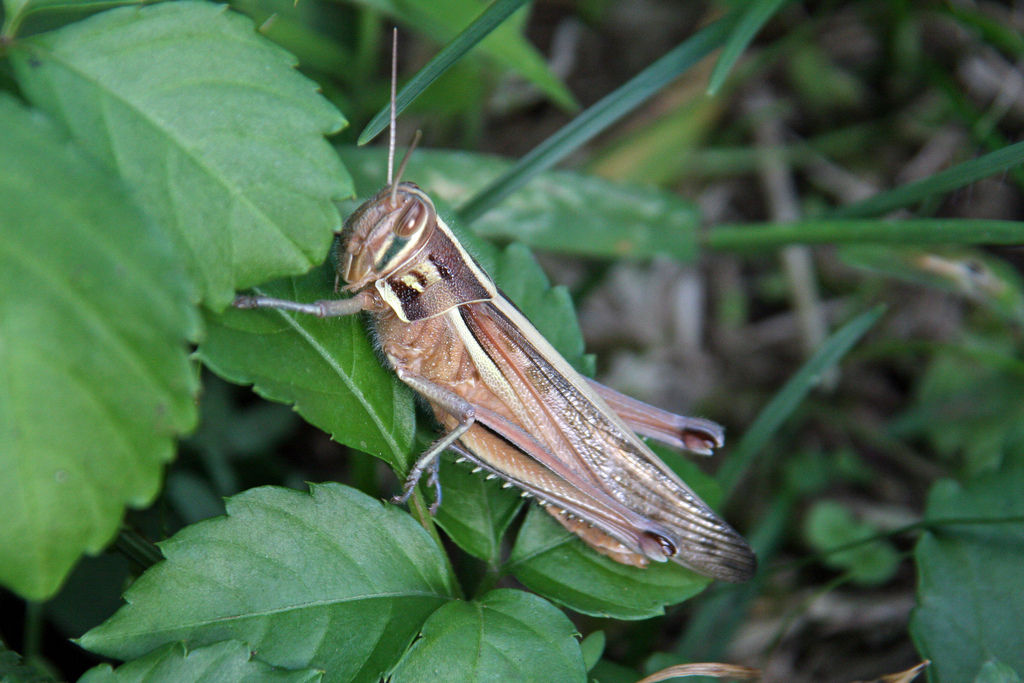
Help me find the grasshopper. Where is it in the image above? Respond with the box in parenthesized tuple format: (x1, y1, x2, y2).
(234, 36, 755, 582)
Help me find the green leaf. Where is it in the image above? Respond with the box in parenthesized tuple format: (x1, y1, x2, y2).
(708, 0, 789, 95)
(351, 0, 574, 110)
(359, 0, 531, 145)
(974, 661, 1023, 683)
(507, 446, 719, 619)
(457, 12, 739, 224)
(0, 641, 55, 683)
(3, 0, 139, 39)
(583, 96, 722, 187)
(717, 305, 886, 495)
(781, 448, 873, 497)
(78, 641, 322, 683)
(506, 508, 708, 620)
(910, 459, 1024, 682)
(588, 659, 640, 683)
(10, 1, 352, 309)
(388, 589, 586, 683)
(487, 243, 589, 371)
(579, 630, 605, 672)
(79, 484, 456, 683)
(228, 0, 355, 79)
(0, 96, 198, 600)
(785, 43, 866, 112)
(338, 147, 699, 261)
(432, 458, 524, 563)
(1, 0, 27, 34)
(892, 339, 1024, 477)
(197, 260, 417, 469)
(803, 501, 900, 585)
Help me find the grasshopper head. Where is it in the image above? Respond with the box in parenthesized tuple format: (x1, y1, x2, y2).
(338, 181, 438, 290)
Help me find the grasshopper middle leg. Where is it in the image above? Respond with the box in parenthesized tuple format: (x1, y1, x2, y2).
(392, 368, 477, 514)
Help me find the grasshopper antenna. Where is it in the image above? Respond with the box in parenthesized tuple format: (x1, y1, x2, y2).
(391, 130, 422, 203)
(385, 27, 397, 187)
(385, 27, 422, 204)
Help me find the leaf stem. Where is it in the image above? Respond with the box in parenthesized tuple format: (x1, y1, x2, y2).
(471, 563, 502, 599)
(410, 488, 465, 599)
(24, 600, 43, 662)
(717, 305, 885, 495)
(114, 526, 164, 570)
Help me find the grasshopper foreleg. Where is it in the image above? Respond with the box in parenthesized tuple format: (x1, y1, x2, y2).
(232, 290, 373, 318)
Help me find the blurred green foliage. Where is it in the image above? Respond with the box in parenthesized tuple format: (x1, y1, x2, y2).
(2, 0, 1023, 681)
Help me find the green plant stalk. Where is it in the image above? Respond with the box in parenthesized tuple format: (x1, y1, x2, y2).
(764, 573, 850, 660)
(353, 7, 384, 84)
(24, 601, 43, 663)
(828, 140, 1024, 219)
(706, 219, 1024, 251)
(457, 10, 742, 224)
(407, 458, 465, 600)
(471, 562, 503, 600)
(926, 62, 1024, 189)
(717, 305, 886, 496)
(708, 0, 791, 95)
(675, 492, 795, 661)
(358, 0, 532, 145)
(113, 526, 164, 570)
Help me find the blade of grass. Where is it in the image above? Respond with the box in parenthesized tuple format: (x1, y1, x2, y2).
(707, 0, 791, 95)
(926, 63, 1024, 189)
(457, 10, 742, 225)
(675, 492, 795, 661)
(705, 218, 1024, 251)
(936, 4, 1024, 57)
(827, 140, 1024, 219)
(717, 305, 886, 495)
(358, 0, 530, 145)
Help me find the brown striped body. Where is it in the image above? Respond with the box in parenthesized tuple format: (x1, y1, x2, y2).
(352, 189, 755, 580)
(240, 181, 756, 582)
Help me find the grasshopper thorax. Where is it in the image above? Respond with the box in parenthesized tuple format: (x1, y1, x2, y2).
(338, 181, 438, 291)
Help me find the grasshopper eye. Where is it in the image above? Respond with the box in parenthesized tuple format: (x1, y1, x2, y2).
(394, 197, 433, 238)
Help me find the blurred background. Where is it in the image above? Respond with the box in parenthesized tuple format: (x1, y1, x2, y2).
(3, 1, 1023, 681)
